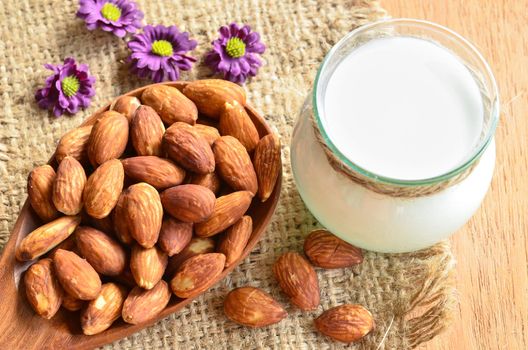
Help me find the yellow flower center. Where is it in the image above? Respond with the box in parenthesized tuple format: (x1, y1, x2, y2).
(61, 76, 80, 97)
(151, 40, 174, 57)
(100, 3, 121, 22)
(225, 37, 246, 58)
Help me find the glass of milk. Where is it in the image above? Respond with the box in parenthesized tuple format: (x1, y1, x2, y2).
(291, 19, 499, 253)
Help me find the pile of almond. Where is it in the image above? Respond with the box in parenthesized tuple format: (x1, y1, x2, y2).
(17, 80, 281, 335)
(223, 229, 375, 344)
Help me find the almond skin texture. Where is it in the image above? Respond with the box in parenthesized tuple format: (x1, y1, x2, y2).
(113, 192, 133, 245)
(253, 133, 281, 202)
(54, 125, 93, 164)
(122, 280, 171, 325)
(52, 156, 87, 215)
(219, 101, 260, 152)
(182, 79, 246, 119)
(24, 258, 63, 319)
(273, 252, 320, 311)
(110, 95, 141, 122)
(141, 85, 197, 125)
(87, 111, 129, 166)
(193, 123, 221, 145)
(314, 304, 375, 343)
(188, 172, 221, 195)
(16, 215, 81, 261)
(164, 122, 215, 174)
(130, 105, 165, 156)
(224, 287, 287, 328)
(47, 234, 79, 258)
(217, 216, 253, 267)
(62, 293, 84, 311)
(27, 165, 60, 222)
(195, 191, 253, 238)
(53, 249, 102, 300)
(214, 136, 258, 195)
(81, 283, 128, 335)
(170, 253, 226, 298)
(304, 229, 364, 269)
(75, 226, 126, 276)
(122, 156, 186, 190)
(158, 217, 193, 256)
(160, 184, 215, 223)
(165, 237, 215, 278)
(125, 183, 163, 248)
(130, 245, 168, 290)
(83, 159, 124, 219)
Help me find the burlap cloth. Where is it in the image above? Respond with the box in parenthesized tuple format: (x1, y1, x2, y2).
(0, 1, 456, 349)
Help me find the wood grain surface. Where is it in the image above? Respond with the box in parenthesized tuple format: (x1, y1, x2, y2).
(382, 1, 528, 349)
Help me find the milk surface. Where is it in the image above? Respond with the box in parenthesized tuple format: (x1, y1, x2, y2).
(322, 36, 484, 180)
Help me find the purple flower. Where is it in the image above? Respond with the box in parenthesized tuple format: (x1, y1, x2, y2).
(127, 25, 198, 83)
(77, 0, 144, 38)
(205, 23, 266, 84)
(35, 58, 96, 117)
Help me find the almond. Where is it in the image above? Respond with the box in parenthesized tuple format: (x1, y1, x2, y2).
(113, 192, 133, 244)
(54, 125, 93, 164)
(160, 184, 215, 223)
(47, 235, 79, 259)
(164, 122, 215, 174)
(110, 95, 141, 122)
(217, 216, 252, 267)
(170, 253, 226, 298)
(122, 156, 186, 190)
(122, 280, 171, 325)
(224, 287, 287, 328)
(165, 237, 215, 278)
(87, 111, 129, 166)
(141, 85, 197, 125)
(188, 172, 221, 195)
(24, 258, 63, 319)
(195, 191, 253, 238)
(53, 249, 102, 300)
(304, 229, 363, 269)
(75, 226, 126, 276)
(214, 136, 258, 194)
(52, 156, 86, 215)
(16, 215, 81, 261)
(219, 101, 260, 152)
(253, 133, 281, 202)
(125, 183, 163, 248)
(27, 165, 59, 222)
(83, 159, 124, 219)
(62, 293, 84, 311)
(182, 79, 246, 119)
(314, 304, 375, 343)
(273, 252, 320, 311)
(81, 283, 128, 335)
(158, 217, 193, 256)
(130, 105, 165, 156)
(130, 245, 167, 290)
(193, 124, 220, 145)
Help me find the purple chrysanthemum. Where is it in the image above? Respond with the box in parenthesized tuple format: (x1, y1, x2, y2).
(127, 25, 197, 82)
(205, 23, 266, 84)
(77, 0, 144, 38)
(35, 58, 96, 117)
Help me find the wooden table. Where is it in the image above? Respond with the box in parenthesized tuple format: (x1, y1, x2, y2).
(382, 1, 528, 349)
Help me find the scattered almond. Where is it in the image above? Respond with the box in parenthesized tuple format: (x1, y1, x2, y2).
(182, 79, 246, 119)
(160, 184, 215, 223)
(217, 216, 252, 267)
(214, 136, 258, 194)
(170, 253, 226, 298)
(81, 283, 128, 335)
(130, 245, 167, 290)
(273, 252, 320, 311)
(53, 249, 102, 300)
(224, 287, 287, 328)
(122, 280, 171, 325)
(158, 217, 193, 256)
(87, 111, 129, 166)
(253, 133, 281, 202)
(314, 304, 375, 343)
(52, 156, 86, 215)
(75, 226, 126, 276)
(83, 159, 124, 219)
(24, 258, 63, 319)
(141, 85, 197, 125)
(27, 165, 59, 222)
(304, 229, 363, 269)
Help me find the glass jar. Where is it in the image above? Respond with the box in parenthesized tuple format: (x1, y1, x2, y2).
(291, 19, 499, 253)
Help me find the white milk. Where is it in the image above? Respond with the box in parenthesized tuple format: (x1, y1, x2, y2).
(291, 34, 496, 253)
(322, 36, 484, 180)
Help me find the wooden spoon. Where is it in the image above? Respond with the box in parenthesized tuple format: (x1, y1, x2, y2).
(0, 82, 282, 349)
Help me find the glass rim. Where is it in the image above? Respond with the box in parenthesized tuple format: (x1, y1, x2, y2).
(312, 18, 500, 186)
